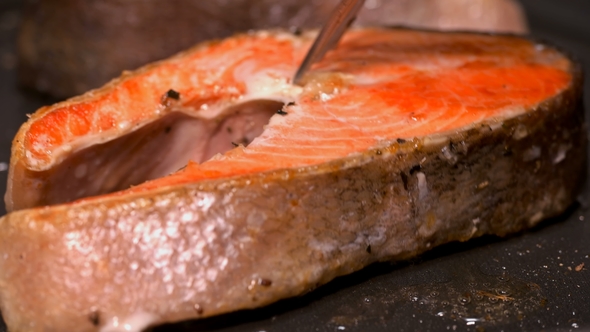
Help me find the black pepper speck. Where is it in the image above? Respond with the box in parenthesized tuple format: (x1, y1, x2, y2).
(165, 89, 180, 100)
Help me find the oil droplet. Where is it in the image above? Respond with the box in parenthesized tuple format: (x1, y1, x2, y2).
(458, 295, 472, 305)
(437, 312, 445, 317)
(497, 275, 510, 282)
(430, 291, 440, 297)
(495, 288, 512, 296)
(572, 323, 579, 328)
(464, 318, 481, 326)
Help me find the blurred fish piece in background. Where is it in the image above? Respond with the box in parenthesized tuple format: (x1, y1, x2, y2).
(17, 0, 527, 98)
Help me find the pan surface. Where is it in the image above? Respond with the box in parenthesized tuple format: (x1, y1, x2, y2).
(0, 1, 588, 331)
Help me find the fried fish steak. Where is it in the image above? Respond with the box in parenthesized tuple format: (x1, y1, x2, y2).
(1, 28, 585, 332)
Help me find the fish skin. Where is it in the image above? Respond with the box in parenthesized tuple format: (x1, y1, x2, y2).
(0, 28, 586, 331)
(0, 97, 585, 331)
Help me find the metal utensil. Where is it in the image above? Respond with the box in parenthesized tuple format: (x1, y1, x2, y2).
(292, 0, 366, 85)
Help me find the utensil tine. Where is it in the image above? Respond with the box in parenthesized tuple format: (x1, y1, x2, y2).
(293, 0, 366, 85)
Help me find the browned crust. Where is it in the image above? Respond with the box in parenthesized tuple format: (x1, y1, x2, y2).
(0, 47, 584, 331)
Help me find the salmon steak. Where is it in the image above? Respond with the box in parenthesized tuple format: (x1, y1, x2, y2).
(0, 28, 585, 331)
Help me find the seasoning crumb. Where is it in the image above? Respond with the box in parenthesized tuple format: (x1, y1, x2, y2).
(259, 278, 272, 287)
(161, 89, 180, 106)
(87, 309, 100, 326)
(231, 142, 239, 147)
(193, 304, 204, 315)
(165, 89, 180, 100)
(397, 138, 406, 144)
(568, 266, 573, 271)
(575, 263, 584, 272)
(277, 109, 288, 116)
(239, 137, 250, 145)
(289, 26, 302, 36)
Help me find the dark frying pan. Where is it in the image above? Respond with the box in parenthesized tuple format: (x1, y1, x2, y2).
(0, 1, 588, 331)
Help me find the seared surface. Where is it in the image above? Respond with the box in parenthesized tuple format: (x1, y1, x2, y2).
(6, 28, 572, 211)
